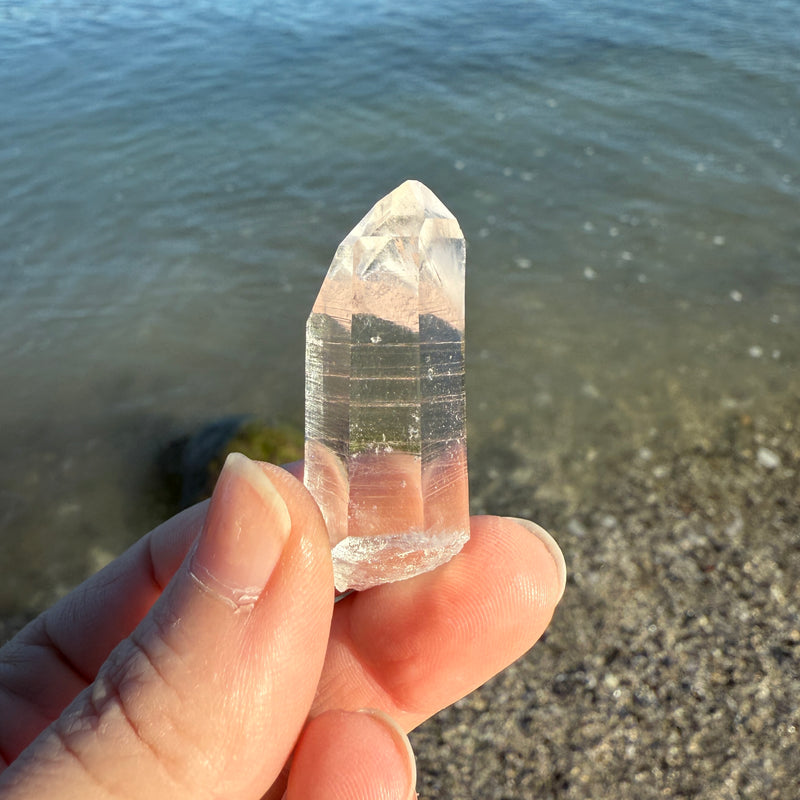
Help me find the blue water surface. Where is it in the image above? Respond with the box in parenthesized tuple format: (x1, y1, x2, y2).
(1, 0, 798, 610)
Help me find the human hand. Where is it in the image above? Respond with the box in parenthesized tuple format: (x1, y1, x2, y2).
(0, 453, 566, 799)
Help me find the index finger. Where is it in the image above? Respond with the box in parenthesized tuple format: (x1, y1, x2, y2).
(314, 514, 565, 729)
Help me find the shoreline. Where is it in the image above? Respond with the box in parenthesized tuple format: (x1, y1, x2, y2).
(413, 394, 799, 798)
(2, 391, 798, 798)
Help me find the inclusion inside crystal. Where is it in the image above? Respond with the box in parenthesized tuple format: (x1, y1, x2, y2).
(304, 180, 469, 592)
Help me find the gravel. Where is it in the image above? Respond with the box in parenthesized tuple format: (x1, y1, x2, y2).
(2, 400, 797, 799)
(411, 402, 800, 799)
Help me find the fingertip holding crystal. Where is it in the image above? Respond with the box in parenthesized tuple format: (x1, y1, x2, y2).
(304, 180, 469, 592)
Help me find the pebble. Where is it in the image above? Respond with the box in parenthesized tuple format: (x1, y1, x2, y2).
(757, 446, 781, 469)
(566, 518, 588, 538)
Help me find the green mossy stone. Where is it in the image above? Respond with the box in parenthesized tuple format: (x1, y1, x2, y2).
(208, 420, 304, 481)
(159, 417, 304, 510)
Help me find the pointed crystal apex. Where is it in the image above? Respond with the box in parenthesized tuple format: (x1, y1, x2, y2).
(304, 181, 469, 591)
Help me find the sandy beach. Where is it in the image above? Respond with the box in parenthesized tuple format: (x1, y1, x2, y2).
(2, 385, 797, 798)
(412, 390, 799, 798)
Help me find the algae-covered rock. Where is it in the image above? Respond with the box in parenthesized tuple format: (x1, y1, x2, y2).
(218, 418, 304, 474)
(159, 417, 303, 509)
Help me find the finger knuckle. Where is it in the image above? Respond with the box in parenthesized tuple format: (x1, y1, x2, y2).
(53, 621, 213, 797)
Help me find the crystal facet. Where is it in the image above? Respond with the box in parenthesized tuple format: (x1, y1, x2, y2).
(304, 180, 469, 592)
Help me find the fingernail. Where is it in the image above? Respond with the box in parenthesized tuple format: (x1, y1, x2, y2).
(189, 453, 291, 607)
(357, 709, 417, 800)
(504, 517, 567, 603)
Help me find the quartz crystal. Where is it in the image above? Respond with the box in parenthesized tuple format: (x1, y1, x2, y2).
(304, 180, 469, 592)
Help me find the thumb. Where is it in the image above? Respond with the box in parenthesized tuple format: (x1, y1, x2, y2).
(1, 454, 334, 800)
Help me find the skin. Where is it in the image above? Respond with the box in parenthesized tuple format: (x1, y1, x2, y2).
(0, 455, 565, 799)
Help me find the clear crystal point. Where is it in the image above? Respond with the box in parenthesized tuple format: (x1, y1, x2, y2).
(304, 180, 469, 592)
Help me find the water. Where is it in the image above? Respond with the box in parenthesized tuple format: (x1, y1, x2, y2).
(1, 0, 799, 613)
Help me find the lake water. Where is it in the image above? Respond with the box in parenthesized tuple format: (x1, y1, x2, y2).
(2, 0, 799, 614)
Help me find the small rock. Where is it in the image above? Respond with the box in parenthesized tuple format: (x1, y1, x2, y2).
(757, 447, 781, 470)
(567, 518, 588, 538)
(581, 383, 600, 399)
(159, 416, 304, 509)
